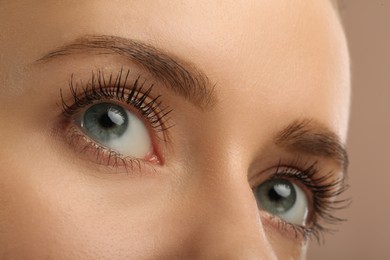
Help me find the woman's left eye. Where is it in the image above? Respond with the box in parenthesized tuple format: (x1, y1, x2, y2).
(77, 102, 152, 159)
(254, 178, 309, 226)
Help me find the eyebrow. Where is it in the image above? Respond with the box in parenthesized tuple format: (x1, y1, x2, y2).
(275, 119, 349, 173)
(36, 35, 216, 110)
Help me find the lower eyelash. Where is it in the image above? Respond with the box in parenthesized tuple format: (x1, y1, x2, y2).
(270, 159, 350, 244)
(261, 212, 313, 242)
(64, 126, 151, 173)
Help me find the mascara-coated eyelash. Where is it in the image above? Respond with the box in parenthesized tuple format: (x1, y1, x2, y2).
(61, 68, 172, 135)
(254, 159, 350, 244)
(59, 68, 173, 170)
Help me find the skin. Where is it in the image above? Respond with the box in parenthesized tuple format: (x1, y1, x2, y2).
(0, 0, 350, 259)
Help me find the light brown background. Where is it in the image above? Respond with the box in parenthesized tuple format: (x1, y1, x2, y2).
(308, 0, 390, 259)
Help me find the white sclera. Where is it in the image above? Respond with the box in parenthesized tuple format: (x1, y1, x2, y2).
(102, 109, 151, 158)
(278, 183, 309, 226)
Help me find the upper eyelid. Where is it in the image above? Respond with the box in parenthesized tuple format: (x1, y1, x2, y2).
(274, 119, 349, 174)
(35, 34, 217, 111)
(60, 69, 173, 136)
(249, 158, 346, 205)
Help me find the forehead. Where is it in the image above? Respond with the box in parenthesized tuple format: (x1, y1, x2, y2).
(0, 0, 350, 138)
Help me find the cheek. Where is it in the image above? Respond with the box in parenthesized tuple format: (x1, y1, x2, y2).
(261, 217, 309, 259)
(0, 119, 308, 259)
(0, 129, 195, 258)
(0, 158, 63, 256)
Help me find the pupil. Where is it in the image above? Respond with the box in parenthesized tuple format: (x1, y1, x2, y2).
(99, 113, 116, 129)
(268, 188, 283, 202)
(268, 183, 291, 202)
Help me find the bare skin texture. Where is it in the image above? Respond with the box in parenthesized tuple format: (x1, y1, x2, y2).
(0, 0, 350, 259)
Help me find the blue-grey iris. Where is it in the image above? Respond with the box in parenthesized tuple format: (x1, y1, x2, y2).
(255, 179, 297, 215)
(82, 103, 129, 143)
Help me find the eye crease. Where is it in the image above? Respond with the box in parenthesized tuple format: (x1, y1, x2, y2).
(38, 35, 216, 110)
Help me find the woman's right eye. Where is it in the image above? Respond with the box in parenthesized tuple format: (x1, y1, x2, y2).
(77, 102, 152, 159)
(60, 69, 171, 168)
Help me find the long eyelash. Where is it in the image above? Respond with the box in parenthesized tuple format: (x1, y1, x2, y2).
(60, 68, 173, 138)
(271, 158, 350, 244)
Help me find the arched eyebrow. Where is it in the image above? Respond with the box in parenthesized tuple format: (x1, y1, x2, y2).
(275, 119, 349, 173)
(35, 35, 216, 110)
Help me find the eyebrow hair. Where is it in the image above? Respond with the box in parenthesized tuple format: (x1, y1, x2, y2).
(36, 35, 216, 110)
(275, 119, 349, 173)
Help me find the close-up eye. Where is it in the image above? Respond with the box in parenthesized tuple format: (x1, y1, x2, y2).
(252, 162, 348, 241)
(76, 102, 152, 159)
(254, 178, 309, 226)
(59, 69, 172, 168)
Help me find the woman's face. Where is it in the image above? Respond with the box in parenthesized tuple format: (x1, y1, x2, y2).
(0, 0, 350, 259)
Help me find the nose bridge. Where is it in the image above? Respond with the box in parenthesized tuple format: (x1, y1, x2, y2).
(179, 120, 278, 259)
(189, 169, 278, 259)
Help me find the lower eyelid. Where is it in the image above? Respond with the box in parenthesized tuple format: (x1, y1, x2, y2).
(260, 211, 311, 242)
(67, 125, 128, 167)
(59, 123, 159, 174)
